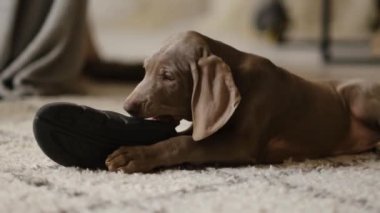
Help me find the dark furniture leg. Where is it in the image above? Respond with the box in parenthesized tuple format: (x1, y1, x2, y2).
(320, 0, 380, 64)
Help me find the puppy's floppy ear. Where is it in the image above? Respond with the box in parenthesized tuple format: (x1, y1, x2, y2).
(191, 55, 241, 141)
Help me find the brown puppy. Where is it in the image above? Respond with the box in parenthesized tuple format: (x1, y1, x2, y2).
(105, 31, 380, 173)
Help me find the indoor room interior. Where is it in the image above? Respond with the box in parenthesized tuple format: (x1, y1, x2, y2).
(0, 0, 379, 212)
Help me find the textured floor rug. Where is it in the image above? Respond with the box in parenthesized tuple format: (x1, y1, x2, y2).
(1, 90, 380, 213)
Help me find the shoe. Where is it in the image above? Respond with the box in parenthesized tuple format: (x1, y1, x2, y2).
(33, 102, 177, 169)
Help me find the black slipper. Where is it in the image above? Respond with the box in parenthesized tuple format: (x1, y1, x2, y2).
(33, 102, 177, 169)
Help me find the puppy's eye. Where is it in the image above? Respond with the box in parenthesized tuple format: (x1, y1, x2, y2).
(161, 71, 175, 81)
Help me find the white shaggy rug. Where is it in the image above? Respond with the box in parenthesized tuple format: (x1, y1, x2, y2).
(1, 82, 380, 213)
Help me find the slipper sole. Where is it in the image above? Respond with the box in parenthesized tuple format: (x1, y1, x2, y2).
(33, 102, 177, 169)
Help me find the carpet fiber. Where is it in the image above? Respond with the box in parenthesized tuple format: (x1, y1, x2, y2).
(1, 93, 380, 213)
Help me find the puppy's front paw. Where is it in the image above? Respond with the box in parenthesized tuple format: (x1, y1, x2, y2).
(105, 146, 157, 173)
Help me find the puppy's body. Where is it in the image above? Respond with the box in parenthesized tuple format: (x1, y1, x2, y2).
(232, 62, 377, 163)
(208, 43, 378, 163)
(106, 31, 380, 173)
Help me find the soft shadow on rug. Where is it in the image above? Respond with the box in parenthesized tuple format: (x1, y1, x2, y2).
(0, 90, 380, 213)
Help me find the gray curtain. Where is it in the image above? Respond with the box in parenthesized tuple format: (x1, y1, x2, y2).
(0, 0, 87, 98)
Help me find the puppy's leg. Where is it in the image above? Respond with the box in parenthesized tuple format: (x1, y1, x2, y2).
(337, 80, 380, 125)
(336, 79, 380, 152)
(105, 135, 254, 173)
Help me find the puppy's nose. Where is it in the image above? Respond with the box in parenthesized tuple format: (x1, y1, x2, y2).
(123, 101, 141, 117)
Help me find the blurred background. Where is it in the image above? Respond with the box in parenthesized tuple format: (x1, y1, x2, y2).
(87, 0, 380, 80)
(1, 0, 379, 97)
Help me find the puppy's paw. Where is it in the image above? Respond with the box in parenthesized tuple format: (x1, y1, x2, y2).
(105, 146, 158, 173)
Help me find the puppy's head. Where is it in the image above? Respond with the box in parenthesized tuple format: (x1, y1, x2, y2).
(124, 31, 241, 141)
